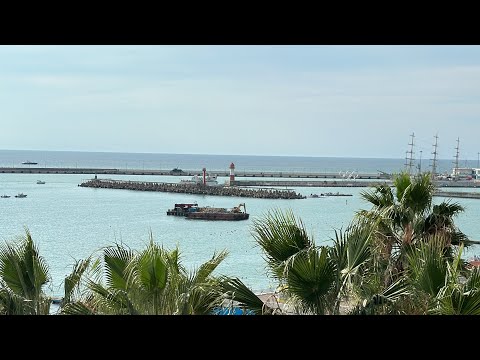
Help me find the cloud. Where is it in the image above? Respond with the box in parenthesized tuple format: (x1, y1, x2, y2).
(2, 46, 480, 157)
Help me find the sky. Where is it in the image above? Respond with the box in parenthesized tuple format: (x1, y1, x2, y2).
(1, 45, 480, 159)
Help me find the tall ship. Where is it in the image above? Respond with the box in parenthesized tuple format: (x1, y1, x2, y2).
(167, 203, 249, 221)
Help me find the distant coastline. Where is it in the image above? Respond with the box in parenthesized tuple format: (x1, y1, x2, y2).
(0, 149, 472, 174)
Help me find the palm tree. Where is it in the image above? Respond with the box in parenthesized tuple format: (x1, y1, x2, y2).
(357, 172, 472, 286)
(220, 209, 391, 315)
(0, 228, 51, 315)
(402, 237, 480, 315)
(219, 174, 477, 315)
(61, 233, 229, 315)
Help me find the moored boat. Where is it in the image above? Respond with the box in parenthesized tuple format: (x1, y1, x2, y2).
(166, 203, 199, 216)
(1, 194, 11, 198)
(179, 167, 220, 186)
(22, 161, 38, 165)
(320, 192, 353, 197)
(167, 203, 249, 220)
(180, 174, 219, 186)
(37, 180, 46, 184)
(15, 193, 27, 198)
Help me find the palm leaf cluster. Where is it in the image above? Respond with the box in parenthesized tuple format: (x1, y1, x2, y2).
(0, 228, 51, 315)
(357, 172, 472, 284)
(61, 233, 229, 315)
(220, 210, 380, 314)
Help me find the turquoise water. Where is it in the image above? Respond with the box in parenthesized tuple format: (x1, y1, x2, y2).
(1, 151, 480, 297)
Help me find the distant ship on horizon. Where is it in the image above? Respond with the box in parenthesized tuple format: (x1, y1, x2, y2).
(22, 161, 38, 165)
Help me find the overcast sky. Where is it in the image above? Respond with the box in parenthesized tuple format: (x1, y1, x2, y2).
(1, 45, 480, 159)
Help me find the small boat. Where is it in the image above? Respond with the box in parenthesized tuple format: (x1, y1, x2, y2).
(36, 180, 46, 184)
(180, 174, 219, 186)
(51, 297, 64, 305)
(1, 194, 10, 198)
(180, 167, 220, 186)
(169, 167, 184, 175)
(15, 193, 27, 198)
(320, 192, 353, 197)
(22, 161, 38, 165)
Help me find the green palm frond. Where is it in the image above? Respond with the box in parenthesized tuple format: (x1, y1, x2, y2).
(164, 246, 186, 276)
(329, 221, 374, 312)
(0, 242, 26, 296)
(0, 229, 50, 314)
(465, 267, 480, 292)
(61, 301, 96, 315)
(382, 277, 410, 301)
(433, 201, 464, 218)
(394, 172, 412, 202)
(103, 244, 134, 290)
(219, 277, 274, 315)
(350, 277, 410, 315)
(251, 209, 312, 280)
(435, 267, 480, 315)
(423, 201, 464, 235)
(436, 289, 480, 315)
(177, 280, 225, 315)
(135, 246, 168, 293)
(450, 230, 475, 246)
(86, 279, 138, 315)
(176, 251, 229, 315)
(406, 239, 448, 297)
(429, 244, 480, 315)
(360, 185, 394, 208)
(191, 249, 228, 285)
(63, 257, 91, 304)
(21, 230, 50, 296)
(286, 247, 336, 314)
(345, 226, 372, 275)
(331, 228, 348, 275)
(403, 178, 433, 215)
(0, 285, 32, 315)
(125, 245, 167, 315)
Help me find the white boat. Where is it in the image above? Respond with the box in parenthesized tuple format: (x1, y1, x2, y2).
(1, 194, 10, 198)
(180, 174, 219, 186)
(15, 193, 27, 198)
(37, 180, 46, 184)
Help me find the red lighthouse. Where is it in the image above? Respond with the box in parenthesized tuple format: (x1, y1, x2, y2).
(202, 167, 207, 186)
(229, 162, 235, 186)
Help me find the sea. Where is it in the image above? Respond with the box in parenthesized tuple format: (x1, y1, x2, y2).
(1, 149, 480, 298)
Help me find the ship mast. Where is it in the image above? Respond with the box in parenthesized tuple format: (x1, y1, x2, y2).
(453, 137, 460, 181)
(405, 132, 415, 175)
(430, 133, 439, 179)
(418, 150, 423, 174)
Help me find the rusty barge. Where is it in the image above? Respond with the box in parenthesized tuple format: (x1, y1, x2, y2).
(167, 203, 250, 221)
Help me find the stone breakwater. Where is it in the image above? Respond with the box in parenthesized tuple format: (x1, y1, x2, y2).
(78, 179, 306, 199)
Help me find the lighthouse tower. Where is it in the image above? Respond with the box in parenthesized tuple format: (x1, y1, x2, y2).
(202, 167, 207, 186)
(229, 162, 235, 186)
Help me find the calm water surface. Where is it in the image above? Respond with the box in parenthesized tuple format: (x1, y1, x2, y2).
(1, 151, 479, 296)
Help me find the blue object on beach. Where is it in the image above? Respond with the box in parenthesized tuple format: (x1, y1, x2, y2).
(212, 307, 254, 315)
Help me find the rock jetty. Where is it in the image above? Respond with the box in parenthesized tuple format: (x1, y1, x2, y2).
(79, 179, 306, 199)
